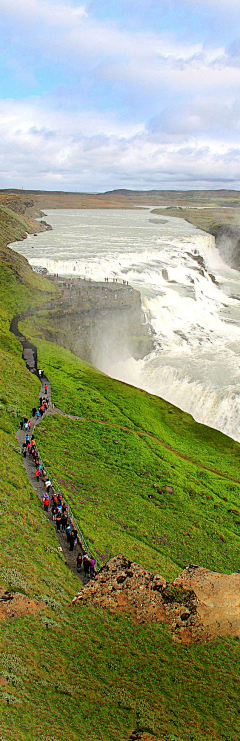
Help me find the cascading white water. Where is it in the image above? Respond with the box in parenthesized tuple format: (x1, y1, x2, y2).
(10, 208, 240, 442)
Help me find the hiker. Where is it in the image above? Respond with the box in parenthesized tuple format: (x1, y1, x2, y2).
(36, 410, 40, 419)
(20, 419, 23, 430)
(57, 493, 63, 506)
(83, 554, 90, 576)
(90, 557, 96, 578)
(25, 434, 30, 445)
(69, 527, 77, 552)
(32, 406, 37, 417)
(34, 468, 41, 482)
(24, 421, 29, 430)
(76, 553, 82, 571)
(56, 511, 62, 531)
(22, 443, 27, 458)
(24, 416, 28, 425)
(52, 505, 57, 521)
(44, 384, 48, 394)
(43, 496, 50, 512)
(45, 479, 52, 494)
(65, 524, 72, 543)
(61, 512, 67, 531)
(39, 397, 42, 405)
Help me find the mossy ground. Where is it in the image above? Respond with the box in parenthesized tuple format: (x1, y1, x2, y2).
(0, 218, 239, 740)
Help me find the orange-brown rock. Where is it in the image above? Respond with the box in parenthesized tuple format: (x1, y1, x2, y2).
(174, 565, 240, 641)
(0, 589, 44, 621)
(72, 555, 240, 644)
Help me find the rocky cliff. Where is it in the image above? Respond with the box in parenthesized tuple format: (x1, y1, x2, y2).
(73, 555, 240, 644)
(209, 223, 240, 270)
(39, 276, 154, 364)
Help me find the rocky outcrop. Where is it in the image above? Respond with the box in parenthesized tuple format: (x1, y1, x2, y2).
(72, 555, 240, 644)
(0, 589, 43, 621)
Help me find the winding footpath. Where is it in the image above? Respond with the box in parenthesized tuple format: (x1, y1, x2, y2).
(11, 318, 92, 584)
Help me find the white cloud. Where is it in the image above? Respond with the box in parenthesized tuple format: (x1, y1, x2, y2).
(0, 0, 87, 26)
(1, 96, 240, 190)
(185, 0, 240, 7)
(1, 0, 240, 189)
(1, 0, 238, 105)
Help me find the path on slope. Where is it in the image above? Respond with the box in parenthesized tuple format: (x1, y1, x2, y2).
(16, 383, 91, 584)
(10, 311, 92, 582)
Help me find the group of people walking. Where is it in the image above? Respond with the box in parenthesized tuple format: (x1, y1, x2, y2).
(20, 379, 96, 580)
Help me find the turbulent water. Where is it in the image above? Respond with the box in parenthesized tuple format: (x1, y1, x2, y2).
(10, 208, 240, 442)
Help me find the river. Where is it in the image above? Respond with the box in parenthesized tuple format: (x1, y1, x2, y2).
(10, 208, 240, 442)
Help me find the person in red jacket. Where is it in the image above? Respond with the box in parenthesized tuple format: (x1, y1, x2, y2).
(43, 496, 50, 512)
(34, 468, 41, 482)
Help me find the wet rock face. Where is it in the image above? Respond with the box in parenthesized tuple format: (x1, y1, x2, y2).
(210, 224, 240, 270)
(72, 555, 240, 644)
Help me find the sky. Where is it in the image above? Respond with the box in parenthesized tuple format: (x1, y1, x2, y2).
(1, 0, 240, 191)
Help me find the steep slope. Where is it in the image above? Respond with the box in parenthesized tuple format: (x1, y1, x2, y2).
(17, 325, 240, 579)
(0, 208, 239, 741)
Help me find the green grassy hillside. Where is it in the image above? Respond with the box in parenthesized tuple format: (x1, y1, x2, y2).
(18, 325, 240, 579)
(0, 213, 239, 741)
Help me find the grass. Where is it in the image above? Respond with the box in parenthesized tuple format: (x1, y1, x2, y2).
(0, 611, 239, 741)
(20, 325, 240, 481)
(0, 208, 239, 740)
(15, 332, 239, 579)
